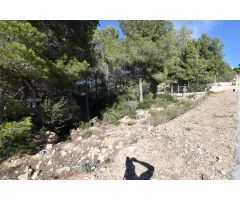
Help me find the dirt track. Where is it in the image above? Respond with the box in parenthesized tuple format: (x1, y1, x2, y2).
(94, 90, 238, 179)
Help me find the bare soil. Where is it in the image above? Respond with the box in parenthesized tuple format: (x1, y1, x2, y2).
(94, 90, 238, 180)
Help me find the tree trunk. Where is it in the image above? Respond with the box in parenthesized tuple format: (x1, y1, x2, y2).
(85, 80, 90, 121)
(139, 77, 143, 103)
(214, 74, 217, 84)
(95, 73, 98, 93)
(23, 79, 38, 99)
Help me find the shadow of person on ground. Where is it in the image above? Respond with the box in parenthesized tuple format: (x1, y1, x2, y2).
(123, 157, 154, 180)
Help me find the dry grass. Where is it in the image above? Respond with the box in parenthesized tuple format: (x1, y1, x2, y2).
(149, 101, 195, 127)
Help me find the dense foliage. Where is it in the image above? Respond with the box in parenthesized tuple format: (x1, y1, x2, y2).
(0, 117, 33, 161)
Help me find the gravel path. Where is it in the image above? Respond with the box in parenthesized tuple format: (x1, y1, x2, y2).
(95, 90, 238, 180)
(233, 89, 240, 179)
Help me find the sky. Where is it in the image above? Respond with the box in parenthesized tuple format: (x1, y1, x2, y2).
(99, 20, 240, 68)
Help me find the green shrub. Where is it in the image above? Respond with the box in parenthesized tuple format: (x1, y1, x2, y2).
(125, 85, 139, 101)
(79, 121, 91, 130)
(0, 117, 32, 142)
(151, 93, 178, 108)
(0, 97, 29, 122)
(138, 93, 154, 109)
(83, 129, 93, 139)
(187, 82, 207, 92)
(0, 117, 33, 161)
(158, 93, 177, 103)
(102, 93, 180, 125)
(38, 97, 79, 134)
(137, 93, 178, 110)
(102, 97, 136, 124)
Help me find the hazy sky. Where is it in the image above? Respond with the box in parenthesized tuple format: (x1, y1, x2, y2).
(99, 20, 240, 68)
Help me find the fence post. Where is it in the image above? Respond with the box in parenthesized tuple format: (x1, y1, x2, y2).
(183, 85, 186, 97)
(171, 84, 173, 94)
(178, 84, 180, 94)
(236, 74, 239, 92)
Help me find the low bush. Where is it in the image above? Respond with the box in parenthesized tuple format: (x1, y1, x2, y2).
(102, 92, 180, 125)
(83, 129, 93, 139)
(158, 93, 177, 102)
(37, 97, 80, 136)
(0, 117, 34, 161)
(79, 121, 92, 130)
(102, 96, 136, 124)
(151, 93, 178, 109)
(138, 93, 154, 109)
(124, 85, 139, 101)
(187, 82, 208, 92)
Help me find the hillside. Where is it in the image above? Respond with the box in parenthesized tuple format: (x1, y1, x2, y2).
(0, 89, 237, 180)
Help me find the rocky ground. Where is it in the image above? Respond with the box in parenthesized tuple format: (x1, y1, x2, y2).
(0, 90, 237, 180)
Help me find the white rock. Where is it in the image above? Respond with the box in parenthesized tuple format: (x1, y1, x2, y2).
(119, 116, 134, 124)
(46, 144, 53, 151)
(116, 142, 123, 149)
(98, 154, 108, 162)
(79, 156, 86, 162)
(46, 131, 59, 143)
(128, 146, 136, 151)
(88, 147, 101, 159)
(31, 174, 38, 180)
(36, 163, 41, 170)
(47, 159, 52, 166)
(61, 150, 67, 157)
(56, 167, 70, 174)
(24, 166, 29, 173)
(39, 149, 47, 155)
(197, 147, 203, 155)
(18, 173, 28, 180)
(70, 129, 76, 135)
(101, 148, 107, 153)
(136, 109, 151, 120)
(221, 170, 226, 175)
(77, 136, 83, 141)
(31, 170, 41, 180)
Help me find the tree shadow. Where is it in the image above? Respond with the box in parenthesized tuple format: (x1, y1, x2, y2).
(123, 157, 154, 180)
